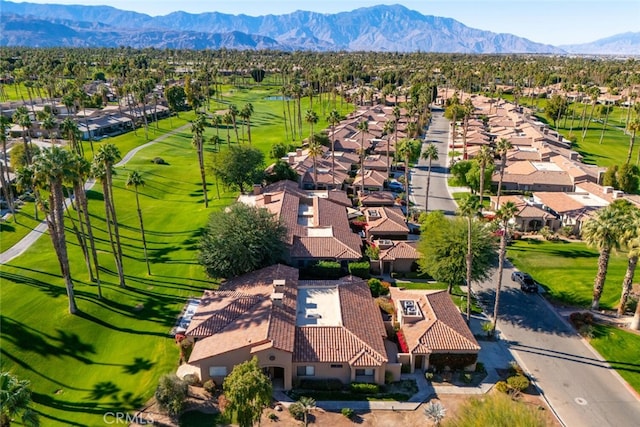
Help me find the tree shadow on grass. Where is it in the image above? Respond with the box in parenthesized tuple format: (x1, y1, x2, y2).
(123, 357, 155, 375)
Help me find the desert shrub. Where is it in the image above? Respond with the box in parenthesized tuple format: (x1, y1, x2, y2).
(350, 383, 379, 394)
(578, 324, 595, 338)
(288, 402, 304, 421)
(341, 408, 355, 419)
(375, 298, 395, 316)
(559, 225, 574, 238)
(508, 361, 525, 376)
(507, 375, 530, 392)
(626, 297, 638, 315)
(268, 412, 278, 421)
(429, 353, 478, 371)
(203, 379, 216, 394)
(155, 374, 188, 416)
(348, 261, 371, 279)
(449, 393, 546, 425)
(152, 156, 167, 165)
(495, 381, 509, 393)
(569, 311, 594, 330)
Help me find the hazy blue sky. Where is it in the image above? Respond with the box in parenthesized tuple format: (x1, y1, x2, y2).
(7, 0, 640, 45)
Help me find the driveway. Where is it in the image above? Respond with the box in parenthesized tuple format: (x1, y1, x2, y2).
(475, 263, 640, 427)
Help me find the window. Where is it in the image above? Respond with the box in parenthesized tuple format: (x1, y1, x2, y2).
(296, 366, 315, 376)
(330, 364, 343, 369)
(209, 366, 227, 377)
(355, 368, 374, 376)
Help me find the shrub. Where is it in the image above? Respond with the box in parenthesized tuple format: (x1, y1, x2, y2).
(152, 156, 167, 165)
(348, 261, 371, 279)
(475, 362, 485, 373)
(298, 378, 343, 391)
(203, 379, 216, 394)
(307, 260, 343, 279)
(385, 371, 394, 384)
(268, 412, 278, 421)
(288, 402, 304, 421)
(375, 298, 395, 316)
(365, 243, 380, 260)
(507, 375, 530, 392)
(569, 311, 594, 330)
(396, 330, 409, 353)
(495, 381, 509, 393)
(425, 372, 434, 380)
(508, 361, 525, 377)
(350, 383, 379, 394)
(182, 374, 201, 386)
(155, 374, 188, 416)
(368, 278, 383, 297)
(462, 373, 473, 384)
(341, 407, 355, 419)
(578, 324, 595, 339)
(429, 353, 478, 371)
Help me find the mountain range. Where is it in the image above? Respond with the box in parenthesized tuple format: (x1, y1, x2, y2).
(1, 1, 638, 54)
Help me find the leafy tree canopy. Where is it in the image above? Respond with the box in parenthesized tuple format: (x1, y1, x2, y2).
(266, 160, 298, 184)
(210, 145, 264, 194)
(154, 374, 188, 417)
(223, 357, 272, 427)
(198, 203, 286, 278)
(417, 211, 497, 289)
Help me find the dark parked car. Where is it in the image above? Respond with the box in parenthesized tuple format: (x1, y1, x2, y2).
(511, 271, 538, 293)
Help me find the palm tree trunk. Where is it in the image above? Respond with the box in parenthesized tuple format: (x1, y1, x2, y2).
(491, 228, 507, 334)
(626, 129, 636, 165)
(466, 216, 473, 324)
(198, 144, 209, 207)
(583, 102, 597, 140)
(64, 187, 93, 281)
(617, 255, 637, 316)
(425, 159, 433, 212)
(631, 296, 640, 330)
(404, 154, 410, 221)
(50, 181, 77, 314)
(134, 188, 151, 275)
(598, 105, 610, 144)
(479, 165, 486, 204)
(104, 175, 125, 287)
(77, 183, 101, 298)
(591, 247, 611, 310)
(247, 117, 252, 145)
(496, 156, 507, 207)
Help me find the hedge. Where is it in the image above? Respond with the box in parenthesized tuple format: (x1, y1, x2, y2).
(348, 261, 371, 279)
(428, 353, 478, 371)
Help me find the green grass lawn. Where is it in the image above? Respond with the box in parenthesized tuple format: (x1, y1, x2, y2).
(0, 203, 42, 250)
(451, 191, 491, 208)
(589, 324, 640, 394)
(0, 87, 353, 425)
(507, 239, 628, 310)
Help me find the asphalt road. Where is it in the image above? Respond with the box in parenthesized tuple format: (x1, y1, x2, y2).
(409, 107, 458, 216)
(476, 264, 640, 427)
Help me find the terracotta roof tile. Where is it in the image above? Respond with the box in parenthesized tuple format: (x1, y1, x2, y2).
(379, 241, 419, 261)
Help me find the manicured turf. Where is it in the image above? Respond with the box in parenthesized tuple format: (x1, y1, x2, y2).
(0, 202, 42, 250)
(0, 86, 353, 425)
(589, 324, 640, 394)
(507, 239, 628, 311)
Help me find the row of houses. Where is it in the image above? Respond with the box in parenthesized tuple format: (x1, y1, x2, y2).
(443, 92, 640, 232)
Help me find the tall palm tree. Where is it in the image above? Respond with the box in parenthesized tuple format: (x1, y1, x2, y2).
(191, 113, 209, 208)
(32, 146, 78, 314)
(0, 371, 40, 427)
(357, 119, 369, 193)
(41, 112, 56, 142)
(582, 86, 600, 141)
(126, 170, 151, 275)
(241, 103, 254, 144)
(475, 145, 494, 208)
(617, 206, 640, 316)
(308, 141, 323, 191)
(69, 153, 102, 298)
(60, 117, 82, 156)
(223, 112, 233, 146)
(462, 98, 474, 160)
(0, 115, 16, 221)
(458, 194, 481, 323)
(228, 104, 240, 144)
(495, 138, 512, 206)
(397, 138, 421, 221)
(383, 119, 395, 177)
(210, 114, 221, 147)
(327, 109, 341, 186)
(13, 106, 33, 165)
(93, 143, 126, 288)
(582, 200, 629, 310)
(421, 143, 439, 212)
(626, 117, 640, 165)
(14, 166, 38, 221)
(491, 201, 518, 335)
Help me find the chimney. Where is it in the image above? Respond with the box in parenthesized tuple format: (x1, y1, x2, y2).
(288, 154, 295, 165)
(296, 148, 302, 156)
(602, 186, 613, 194)
(253, 184, 262, 195)
(273, 279, 285, 292)
(612, 190, 624, 199)
(570, 151, 579, 161)
(263, 194, 272, 204)
(271, 292, 284, 307)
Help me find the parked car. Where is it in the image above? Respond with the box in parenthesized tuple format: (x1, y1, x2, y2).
(387, 180, 404, 192)
(511, 271, 538, 293)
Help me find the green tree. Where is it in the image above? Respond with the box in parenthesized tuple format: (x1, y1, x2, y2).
(626, 117, 640, 165)
(60, 117, 82, 156)
(154, 374, 187, 417)
(617, 163, 639, 194)
(545, 94, 568, 128)
(210, 145, 264, 194)
(265, 159, 298, 184)
(458, 194, 481, 322)
(618, 206, 640, 316)
(582, 200, 630, 310)
(421, 142, 439, 212)
(296, 396, 316, 427)
(417, 210, 497, 295)
(0, 372, 39, 427)
(602, 165, 619, 189)
(308, 141, 323, 190)
(450, 160, 472, 188)
(229, 103, 240, 144)
(126, 171, 151, 275)
(223, 357, 273, 427)
(491, 201, 518, 335)
(475, 145, 494, 204)
(327, 109, 342, 186)
(32, 147, 78, 314)
(198, 203, 286, 278)
(165, 85, 186, 118)
(12, 106, 33, 166)
(241, 103, 254, 144)
(396, 138, 422, 219)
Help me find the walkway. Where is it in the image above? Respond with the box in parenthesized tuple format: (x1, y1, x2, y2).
(0, 123, 191, 265)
